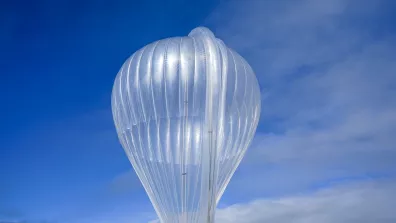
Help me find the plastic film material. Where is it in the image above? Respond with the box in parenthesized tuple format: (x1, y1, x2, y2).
(111, 27, 261, 223)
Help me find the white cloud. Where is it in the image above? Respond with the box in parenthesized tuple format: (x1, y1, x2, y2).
(216, 180, 396, 223)
(108, 170, 141, 195)
(147, 180, 396, 223)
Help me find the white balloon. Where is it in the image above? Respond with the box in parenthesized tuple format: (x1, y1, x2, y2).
(112, 27, 261, 223)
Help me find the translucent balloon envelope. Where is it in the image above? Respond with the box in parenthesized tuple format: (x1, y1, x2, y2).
(111, 27, 261, 223)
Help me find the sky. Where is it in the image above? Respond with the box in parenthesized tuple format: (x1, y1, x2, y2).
(1, 0, 396, 222)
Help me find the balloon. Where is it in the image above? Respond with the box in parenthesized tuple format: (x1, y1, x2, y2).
(111, 27, 260, 223)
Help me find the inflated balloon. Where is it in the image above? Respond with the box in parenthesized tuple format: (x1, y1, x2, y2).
(111, 27, 261, 223)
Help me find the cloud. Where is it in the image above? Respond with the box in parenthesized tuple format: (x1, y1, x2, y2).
(207, 0, 396, 131)
(147, 179, 396, 223)
(215, 179, 396, 223)
(108, 170, 141, 195)
(207, 0, 390, 79)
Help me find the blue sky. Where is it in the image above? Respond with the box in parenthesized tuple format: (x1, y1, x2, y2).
(1, 0, 396, 222)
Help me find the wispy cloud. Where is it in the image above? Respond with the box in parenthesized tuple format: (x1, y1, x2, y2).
(107, 170, 142, 196)
(216, 179, 396, 223)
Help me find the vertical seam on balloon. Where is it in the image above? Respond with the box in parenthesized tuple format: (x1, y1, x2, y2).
(172, 37, 182, 216)
(118, 66, 126, 128)
(135, 48, 159, 215)
(179, 36, 188, 222)
(163, 38, 180, 218)
(241, 59, 256, 161)
(200, 34, 209, 222)
(225, 50, 238, 160)
(123, 55, 138, 192)
(149, 41, 160, 123)
(204, 32, 217, 223)
(146, 41, 168, 221)
(230, 54, 248, 176)
(168, 39, 182, 219)
(126, 53, 136, 126)
(189, 35, 200, 223)
(214, 39, 228, 205)
(123, 53, 139, 193)
(162, 39, 171, 163)
(137, 47, 147, 123)
(220, 50, 242, 201)
(160, 38, 176, 218)
(238, 55, 249, 159)
(216, 49, 238, 202)
(189, 35, 200, 222)
(233, 56, 251, 170)
(148, 42, 171, 221)
(136, 47, 163, 216)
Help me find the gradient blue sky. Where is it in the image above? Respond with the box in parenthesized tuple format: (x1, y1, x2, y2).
(1, 0, 396, 222)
